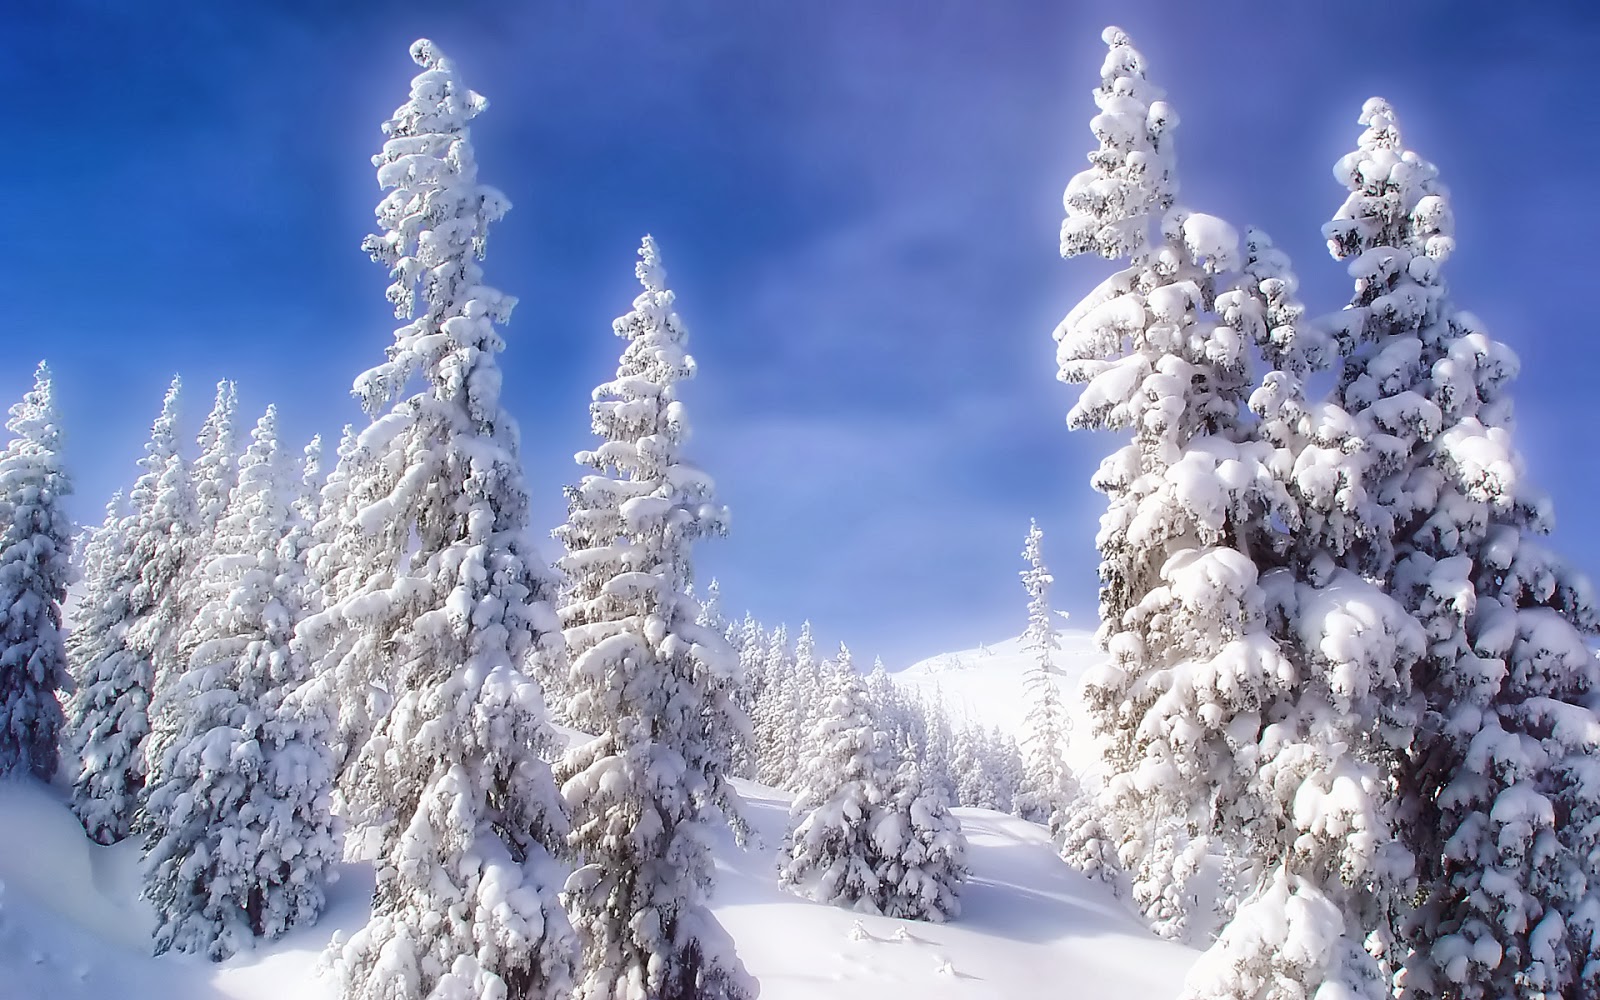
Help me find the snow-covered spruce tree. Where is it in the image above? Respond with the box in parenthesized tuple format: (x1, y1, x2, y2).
(308, 40, 577, 1000)
(142, 406, 337, 960)
(779, 658, 896, 913)
(1057, 788, 1122, 893)
(296, 423, 379, 778)
(785, 621, 829, 790)
(865, 657, 916, 762)
(695, 577, 727, 633)
(0, 362, 74, 780)
(728, 614, 766, 779)
(873, 755, 968, 923)
(287, 434, 324, 604)
(1310, 100, 1600, 1000)
(1058, 30, 1426, 986)
(1056, 34, 1290, 921)
(192, 379, 240, 542)
(985, 726, 1024, 816)
(146, 378, 241, 776)
(554, 236, 754, 1000)
(1015, 520, 1073, 834)
(66, 376, 197, 844)
(914, 691, 958, 803)
(752, 622, 794, 787)
(949, 723, 1000, 811)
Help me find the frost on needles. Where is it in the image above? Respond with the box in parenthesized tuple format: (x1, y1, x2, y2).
(304, 39, 577, 1000)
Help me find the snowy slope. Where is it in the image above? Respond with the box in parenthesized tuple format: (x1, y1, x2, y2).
(0, 771, 1195, 999)
(893, 629, 1109, 772)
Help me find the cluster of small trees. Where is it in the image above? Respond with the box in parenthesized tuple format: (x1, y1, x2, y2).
(719, 611, 1032, 818)
(1055, 27, 1600, 999)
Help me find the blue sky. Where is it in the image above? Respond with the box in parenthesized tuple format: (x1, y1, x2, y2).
(8, 2, 1599, 669)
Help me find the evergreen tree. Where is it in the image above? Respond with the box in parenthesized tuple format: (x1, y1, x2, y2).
(1015, 521, 1073, 834)
(297, 423, 373, 777)
(66, 377, 197, 844)
(288, 434, 324, 612)
(873, 757, 968, 923)
(147, 379, 241, 774)
(141, 406, 338, 960)
(0, 362, 74, 780)
(728, 614, 766, 779)
(1313, 99, 1600, 1000)
(918, 692, 958, 803)
(949, 723, 994, 811)
(192, 379, 240, 542)
(753, 623, 794, 787)
(311, 40, 577, 1000)
(1058, 788, 1123, 894)
(554, 236, 754, 1000)
(1059, 31, 1426, 991)
(779, 662, 896, 912)
(784, 621, 825, 789)
(865, 657, 915, 762)
(696, 577, 728, 634)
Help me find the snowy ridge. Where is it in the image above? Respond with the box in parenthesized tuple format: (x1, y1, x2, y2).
(0, 772, 1196, 999)
(893, 629, 1108, 772)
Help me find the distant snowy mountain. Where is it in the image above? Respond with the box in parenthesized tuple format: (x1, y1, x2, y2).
(0, 768, 1196, 999)
(893, 629, 1109, 774)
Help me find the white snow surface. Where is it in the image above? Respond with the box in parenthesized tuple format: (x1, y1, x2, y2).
(0, 735, 1196, 999)
(894, 629, 1110, 775)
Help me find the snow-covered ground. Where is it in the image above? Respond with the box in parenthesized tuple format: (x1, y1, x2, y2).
(0, 754, 1196, 999)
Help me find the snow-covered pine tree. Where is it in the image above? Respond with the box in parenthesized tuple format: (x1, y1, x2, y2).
(728, 614, 766, 779)
(287, 434, 324, 608)
(753, 622, 794, 787)
(948, 723, 996, 811)
(986, 726, 1024, 816)
(865, 657, 915, 762)
(1058, 788, 1122, 894)
(696, 577, 728, 633)
(0, 362, 74, 780)
(917, 692, 958, 803)
(295, 423, 376, 778)
(192, 379, 240, 542)
(66, 376, 197, 844)
(1058, 32, 1427, 985)
(1309, 99, 1600, 1000)
(784, 621, 826, 790)
(311, 40, 577, 1000)
(554, 235, 753, 1000)
(779, 659, 896, 912)
(141, 406, 338, 960)
(1056, 35, 1291, 915)
(873, 755, 968, 923)
(146, 378, 241, 776)
(1015, 520, 1073, 834)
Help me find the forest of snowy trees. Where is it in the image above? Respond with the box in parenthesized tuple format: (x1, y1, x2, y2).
(1, 25, 1597, 1000)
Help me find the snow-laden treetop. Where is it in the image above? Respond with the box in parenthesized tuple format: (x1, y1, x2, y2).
(356, 37, 515, 423)
(1059, 25, 1180, 264)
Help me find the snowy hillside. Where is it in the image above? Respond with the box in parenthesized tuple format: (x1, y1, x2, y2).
(893, 629, 1107, 771)
(0, 773, 1196, 999)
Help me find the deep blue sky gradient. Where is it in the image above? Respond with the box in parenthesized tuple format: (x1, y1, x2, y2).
(7, 1, 1599, 668)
